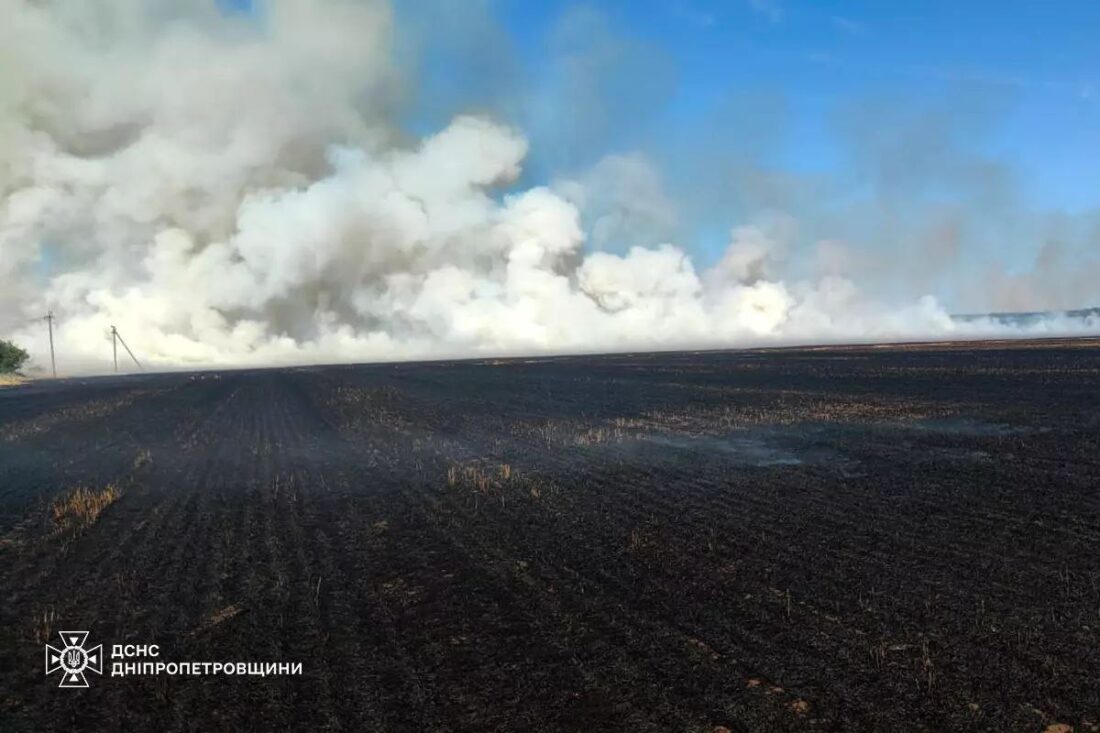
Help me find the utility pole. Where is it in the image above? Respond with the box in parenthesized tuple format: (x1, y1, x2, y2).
(45, 311, 56, 378)
(110, 325, 144, 373)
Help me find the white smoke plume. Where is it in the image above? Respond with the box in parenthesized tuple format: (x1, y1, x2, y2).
(1, 0, 1096, 374)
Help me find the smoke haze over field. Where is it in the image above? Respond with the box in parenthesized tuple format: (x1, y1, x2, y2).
(1, 0, 1098, 374)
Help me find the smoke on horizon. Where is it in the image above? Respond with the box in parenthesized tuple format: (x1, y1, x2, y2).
(1, 0, 1097, 375)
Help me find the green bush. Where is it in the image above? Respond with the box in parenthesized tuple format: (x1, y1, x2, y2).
(0, 340, 29, 373)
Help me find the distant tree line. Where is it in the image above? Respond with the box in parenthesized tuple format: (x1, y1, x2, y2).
(0, 339, 29, 373)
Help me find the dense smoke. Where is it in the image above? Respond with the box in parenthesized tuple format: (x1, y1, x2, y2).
(1, 0, 1096, 374)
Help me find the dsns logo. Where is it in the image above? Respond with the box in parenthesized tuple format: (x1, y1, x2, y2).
(45, 631, 103, 688)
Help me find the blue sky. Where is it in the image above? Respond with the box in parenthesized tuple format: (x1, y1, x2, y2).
(488, 0, 1099, 211)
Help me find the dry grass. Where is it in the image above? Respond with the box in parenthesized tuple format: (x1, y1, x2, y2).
(132, 448, 152, 470)
(445, 461, 539, 509)
(32, 608, 56, 644)
(2, 389, 158, 442)
(574, 426, 625, 446)
(190, 603, 246, 637)
(447, 463, 504, 493)
(51, 485, 122, 535)
(0, 373, 27, 388)
(517, 417, 645, 448)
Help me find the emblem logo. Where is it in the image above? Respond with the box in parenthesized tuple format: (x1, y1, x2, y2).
(45, 631, 103, 688)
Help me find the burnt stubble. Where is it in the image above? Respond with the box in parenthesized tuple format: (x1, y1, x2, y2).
(1, 338, 1098, 731)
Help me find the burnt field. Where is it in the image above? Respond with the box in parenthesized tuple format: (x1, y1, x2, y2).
(1, 339, 1099, 732)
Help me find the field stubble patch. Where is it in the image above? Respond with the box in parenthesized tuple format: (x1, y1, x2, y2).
(2, 340, 1099, 731)
(50, 484, 122, 536)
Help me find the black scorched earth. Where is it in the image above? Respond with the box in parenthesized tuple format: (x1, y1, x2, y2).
(1, 339, 1098, 732)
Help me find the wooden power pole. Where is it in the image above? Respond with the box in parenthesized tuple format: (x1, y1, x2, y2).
(45, 311, 56, 378)
(110, 325, 143, 373)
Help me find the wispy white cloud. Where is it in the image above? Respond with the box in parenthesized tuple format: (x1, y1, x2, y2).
(748, 0, 784, 23)
(832, 15, 867, 35)
(671, 2, 718, 29)
(805, 51, 1093, 103)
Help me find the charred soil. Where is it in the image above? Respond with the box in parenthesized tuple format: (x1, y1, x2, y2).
(1, 339, 1098, 731)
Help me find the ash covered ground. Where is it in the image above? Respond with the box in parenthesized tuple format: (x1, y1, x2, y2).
(1, 338, 1098, 731)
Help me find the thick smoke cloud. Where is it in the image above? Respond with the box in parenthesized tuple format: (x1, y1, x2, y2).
(0, 0, 1096, 374)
